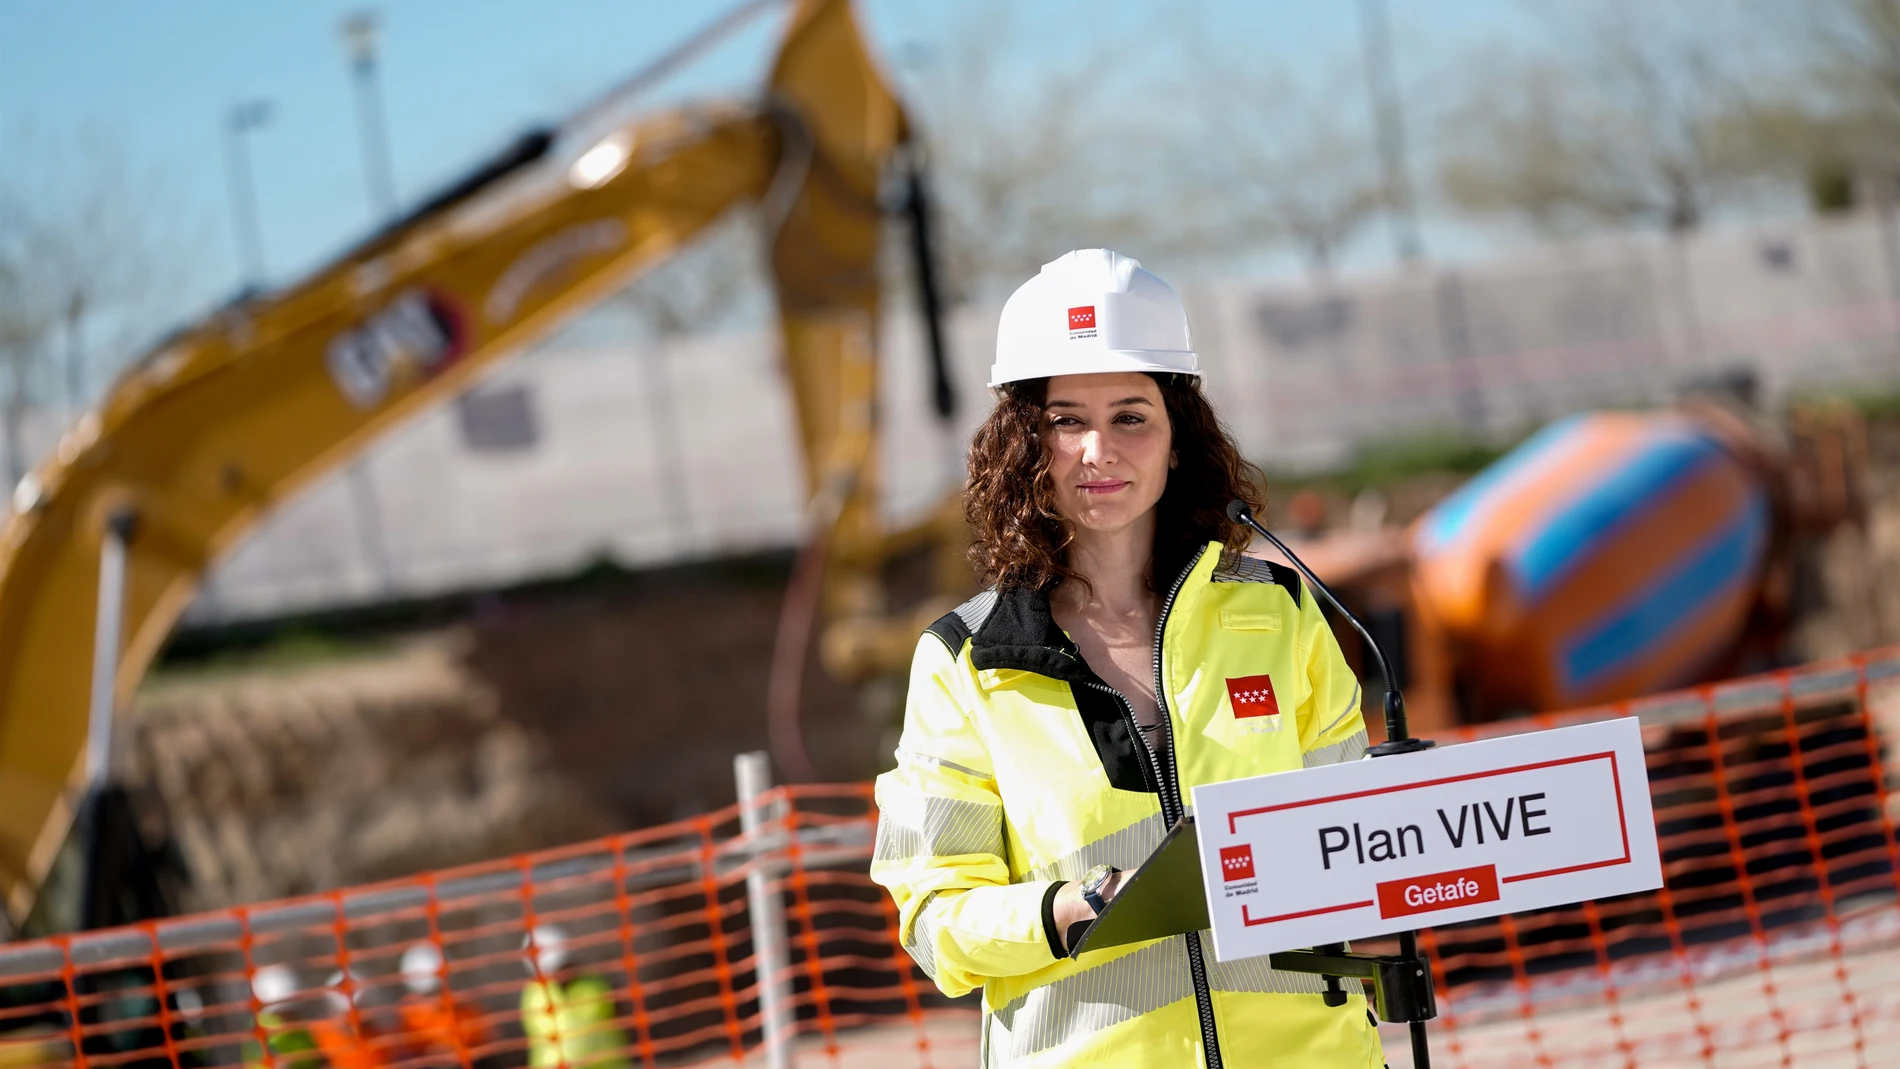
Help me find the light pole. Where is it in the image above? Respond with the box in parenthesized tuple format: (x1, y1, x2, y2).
(338, 10, 400, 597)
(223, 99, 272, 286)
(339, 9, 398, 219)
(1357, 0, 1425, 265)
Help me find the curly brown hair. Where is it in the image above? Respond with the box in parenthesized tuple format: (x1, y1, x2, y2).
(964, 374, 1267, 593)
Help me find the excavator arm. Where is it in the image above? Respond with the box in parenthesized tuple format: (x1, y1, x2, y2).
(0, 0, 908, 928)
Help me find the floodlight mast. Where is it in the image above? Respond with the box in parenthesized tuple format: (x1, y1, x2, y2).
(338, 9, 398, 219)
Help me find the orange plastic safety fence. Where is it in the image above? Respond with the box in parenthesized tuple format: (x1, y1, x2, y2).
(0, 786, 976, 1068)
(3, 647, 1899, 1068)
(1384, 647, 1900, 1068)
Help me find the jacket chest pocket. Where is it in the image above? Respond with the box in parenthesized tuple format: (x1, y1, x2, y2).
(1188, 627, 1308, 765)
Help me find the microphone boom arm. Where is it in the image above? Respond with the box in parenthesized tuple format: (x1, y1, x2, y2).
(1231, 505, 1413, 751)
(1225, 499, 1429, 754)
(1226, 499, 1439, 1069)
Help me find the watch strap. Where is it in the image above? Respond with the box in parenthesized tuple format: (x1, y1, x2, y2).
(1080, 866, 1118, 916)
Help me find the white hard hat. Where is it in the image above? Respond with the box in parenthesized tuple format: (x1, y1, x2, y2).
(525, 924, 568, 976)
(252, 964, 299, 1006)
(990, 249, 1199, 388)
(322, 969, 361, 1011)
(401, 942, 444, 995)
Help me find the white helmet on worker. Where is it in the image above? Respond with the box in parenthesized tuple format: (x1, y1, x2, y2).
(401, 941, 444, 995)
(321, 969, 359, 1013)
(989, 249, 1200, 388)
(252, 964, 299, 1007)
(525, 924, 568, 977)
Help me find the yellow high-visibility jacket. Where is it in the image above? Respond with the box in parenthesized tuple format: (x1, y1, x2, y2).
(242, 1010, 322, 1069)
(872, 542, 1384, 1068)
(522, 976, 629, 1069)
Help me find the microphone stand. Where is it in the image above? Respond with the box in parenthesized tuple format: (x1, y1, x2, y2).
(1227, 501, 1439, 1069)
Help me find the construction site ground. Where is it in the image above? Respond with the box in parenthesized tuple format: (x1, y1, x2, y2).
(1407, 941, 1900, 1068)
(789, 932, 1900, 1069)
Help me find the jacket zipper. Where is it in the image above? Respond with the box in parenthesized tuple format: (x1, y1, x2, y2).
(1083, 547, 1223, 1069)
(1149, 548, 1224, 1069)
(1081, 681, 1170, 809)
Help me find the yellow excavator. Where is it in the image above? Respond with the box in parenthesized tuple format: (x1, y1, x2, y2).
(0, 0, 962, 938)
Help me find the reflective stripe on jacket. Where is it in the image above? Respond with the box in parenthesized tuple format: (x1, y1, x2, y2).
(871, 542, 1384, 1068)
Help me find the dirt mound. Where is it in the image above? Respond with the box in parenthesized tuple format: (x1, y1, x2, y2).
(127, 633, 608, 909)
(459, 569, 880, 829)
(131, 564, 883, 909)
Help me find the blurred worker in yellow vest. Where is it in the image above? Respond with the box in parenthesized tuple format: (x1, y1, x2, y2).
(244, 964, 324, 1069)
(397, 941, 491, 1064)
(520, 925, 629, 1069)
(309, 969, 388, 1069)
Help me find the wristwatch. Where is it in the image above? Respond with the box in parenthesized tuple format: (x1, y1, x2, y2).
(1079, 864, 1119, 916)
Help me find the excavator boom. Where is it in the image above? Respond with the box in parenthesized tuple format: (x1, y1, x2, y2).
(0, 0, 906, 928)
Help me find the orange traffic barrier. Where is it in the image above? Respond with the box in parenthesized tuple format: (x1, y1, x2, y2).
(1, 648, 1897, 1067)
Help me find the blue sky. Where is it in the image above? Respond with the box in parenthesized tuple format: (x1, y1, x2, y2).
(0, 0, 1534, 330)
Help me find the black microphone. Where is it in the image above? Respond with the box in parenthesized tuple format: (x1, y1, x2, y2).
(1226, 499, 1432, 756)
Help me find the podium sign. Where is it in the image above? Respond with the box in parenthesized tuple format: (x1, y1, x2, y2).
(1191, 717, 1661, 962)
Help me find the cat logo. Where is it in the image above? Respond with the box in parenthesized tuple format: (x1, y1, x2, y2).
(326, 288, 467, 409)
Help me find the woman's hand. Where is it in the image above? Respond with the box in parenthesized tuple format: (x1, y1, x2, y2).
(1053, 869, 1128, 952)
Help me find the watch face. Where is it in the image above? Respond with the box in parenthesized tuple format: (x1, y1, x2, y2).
(1081, 864, 1113, 894)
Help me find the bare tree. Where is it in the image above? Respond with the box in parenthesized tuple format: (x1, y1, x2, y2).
(893, 4, 1195, 306)
(0, 224, 54, 488)
(616, 4, 1403, 325)
(608, 208, 764, 340)
(1437, 1, 1780, 235)
(0, 129, 198, 487)
(1753, 0, 1900, 188)
(1186, 67, 1387, 278)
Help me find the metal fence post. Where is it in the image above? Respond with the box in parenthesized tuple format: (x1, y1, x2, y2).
(736, 751, 796, 1069)
(86, 509, 136, 788)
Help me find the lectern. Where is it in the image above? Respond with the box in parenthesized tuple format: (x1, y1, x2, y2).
(1072, 715, 1661, 1062)
(1085, 504, 1668, 1068)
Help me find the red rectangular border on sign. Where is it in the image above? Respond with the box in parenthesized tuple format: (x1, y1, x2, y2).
(1242, 898, 1375, 926)
(1227, 750, 1631, 926)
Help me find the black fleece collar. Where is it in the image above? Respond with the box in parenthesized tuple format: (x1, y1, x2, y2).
(945, 544, 1212, 681)
(967, 585, 1093, 682)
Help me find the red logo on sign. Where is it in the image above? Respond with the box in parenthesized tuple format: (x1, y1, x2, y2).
(1068, 305, 1096, 330)
(1226, 675, 1280, 719)
(1219, 844, 1256, 882)
(1375, 864, 1501, 919)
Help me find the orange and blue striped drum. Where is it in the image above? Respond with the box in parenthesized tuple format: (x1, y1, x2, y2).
(1411, 412, 1770, 712)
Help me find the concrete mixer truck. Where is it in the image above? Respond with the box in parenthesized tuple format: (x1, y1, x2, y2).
(1279, 390, 1867, 734)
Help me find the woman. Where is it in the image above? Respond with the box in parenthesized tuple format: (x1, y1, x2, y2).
(871, 250, 1383, 1067)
